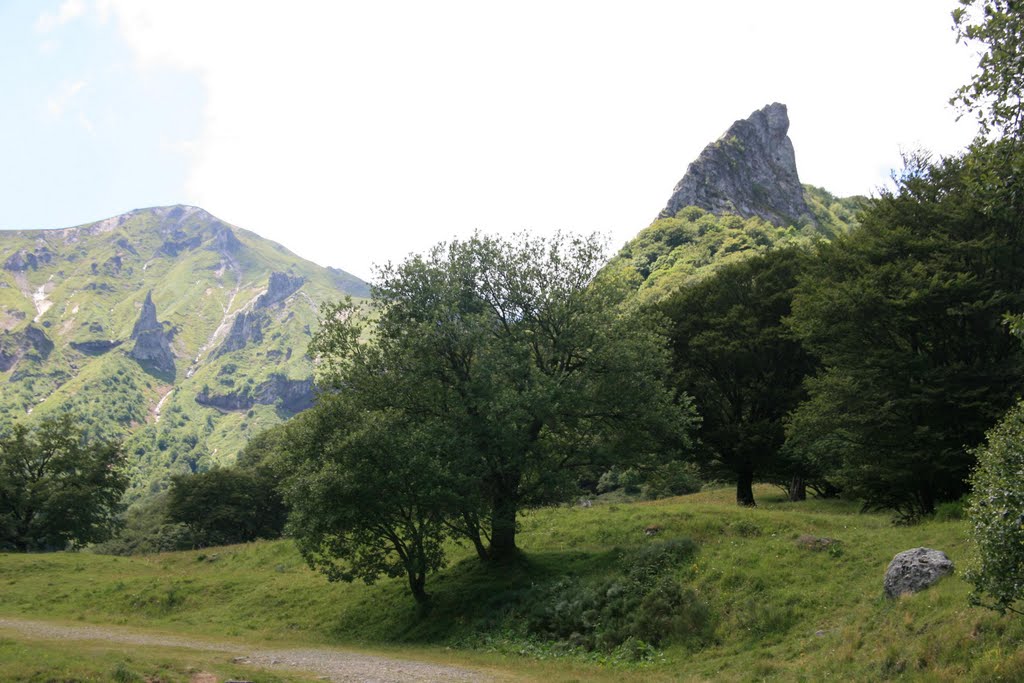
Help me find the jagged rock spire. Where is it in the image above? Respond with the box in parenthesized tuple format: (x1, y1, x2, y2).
(659, 102, 814, 227)
(129, 290, 175, 376)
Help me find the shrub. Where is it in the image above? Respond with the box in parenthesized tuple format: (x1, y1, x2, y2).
(526, 539, 709, 654)
(966, 400, 1024, 613)
(643, 461, 703, 499)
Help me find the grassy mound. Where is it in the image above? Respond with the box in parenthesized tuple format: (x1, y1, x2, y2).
(2, 486, 1023, 680)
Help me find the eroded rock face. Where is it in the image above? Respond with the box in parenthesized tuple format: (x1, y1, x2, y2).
(212, 223, 241, 253)
(0, 324, 53, 371)
(257, 272, 305, 309)
(215, 310, 266, 358)
(659, 102, 813, 227)
(195, 373, 314, 414)
(883, 547, 954, 599)
(128, 291, 175, 375)
(4, 250, 37, 272)
(70, 339, 122, 355)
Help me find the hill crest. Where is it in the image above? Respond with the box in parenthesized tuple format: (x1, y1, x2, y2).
(0, 205, 368, 496)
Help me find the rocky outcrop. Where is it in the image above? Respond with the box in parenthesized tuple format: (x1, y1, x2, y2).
(212, 223, 241, 253)
(659, 102, 813, 227)
(883, 548, 954, 599)
(257, 272, 305, 309)
(70, 339, 122, 355)
(4, 250, 37, 271)
(116, 237, 138, 255)
(157, 233, 203, 258)
(0, 325, 53, 371)
(128, 291, 175, 375)
(215, 310, 266, 358)
(195, 373, 314, 415)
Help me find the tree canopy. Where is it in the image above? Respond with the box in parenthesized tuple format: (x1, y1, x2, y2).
(786, 141, 1024, 518)
(0, 414, 127, 551)
(659, 247, 817, 506)
(287, 231, 692, 602)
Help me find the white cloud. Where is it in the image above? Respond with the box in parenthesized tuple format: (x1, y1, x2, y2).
(46, 80, 87, 118)
(97, 1, 980, 280)
(36, 0, 87, 33)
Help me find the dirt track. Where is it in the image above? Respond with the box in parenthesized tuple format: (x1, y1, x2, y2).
(0, 617, 489, 682)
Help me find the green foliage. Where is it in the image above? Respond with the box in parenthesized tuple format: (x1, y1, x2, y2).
(302, 230, 693, 592)
(90, 491, 192, 556)
(0, 414, 127, 551)
(595, 461, 702, 501)
(966, 400, 1024, 613)
(641, 460, 703, 499)
(605, 207, 816, 303)
(953, 0, 1024, 139)
(660, 247, 818, 506)
(527, 540, 708, 655)
(167, 465, 287, 549)
(606, 189, 862, 306)
(801, 185, 869, 239)
(787, 141, 1024, 518)
(280, 400, 455, 605)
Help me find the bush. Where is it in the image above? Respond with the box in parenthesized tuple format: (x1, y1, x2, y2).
(526, 539, 709, 654)
(966, 400, 1024, 612)
(643, 461, 703, 499)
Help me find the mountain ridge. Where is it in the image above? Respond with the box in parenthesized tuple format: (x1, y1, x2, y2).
(0, 205, 368, 496)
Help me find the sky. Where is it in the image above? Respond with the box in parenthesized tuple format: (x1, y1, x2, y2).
(1, 1, 982, 282)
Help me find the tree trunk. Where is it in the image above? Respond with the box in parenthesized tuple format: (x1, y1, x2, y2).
(788, 475, 806, 502)
(408, 570, 431, 614)
(736, 467, 756, 507)
(488, 494, 519, 562)
(463, 512, 490, 562)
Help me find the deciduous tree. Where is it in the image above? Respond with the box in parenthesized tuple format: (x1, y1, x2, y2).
(303, 231, 692, 570)
(659, 247, 817, 506)
(0, 415, 127, 551)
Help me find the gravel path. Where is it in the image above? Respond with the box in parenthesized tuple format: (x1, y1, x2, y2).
(0, 617, 490, 682)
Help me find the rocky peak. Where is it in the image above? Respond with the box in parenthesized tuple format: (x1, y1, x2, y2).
(131, 291, 160, 339)
(659, 102, 814, 227)
(129, 291, 175, 376)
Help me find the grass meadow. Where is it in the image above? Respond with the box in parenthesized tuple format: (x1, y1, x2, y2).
(2, 485, 1023, 681)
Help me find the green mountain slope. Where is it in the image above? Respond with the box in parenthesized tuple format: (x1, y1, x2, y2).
(0, 205, 368, 496)
(606, 186, 867, 304)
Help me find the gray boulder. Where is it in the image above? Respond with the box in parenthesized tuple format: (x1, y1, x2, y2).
(883, 547, 954, 599)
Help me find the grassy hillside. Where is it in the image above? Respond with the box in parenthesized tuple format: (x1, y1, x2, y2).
(0, 486, 1018, 681)
(0, 206, 368, 496)
(607, 186, 867, 304)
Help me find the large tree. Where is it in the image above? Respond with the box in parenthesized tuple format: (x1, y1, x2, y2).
(786, 141, 1024, 518)
(305, 232, 692, 564)
(0, 415, 128, 551)
(659, 247, 817, 506)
